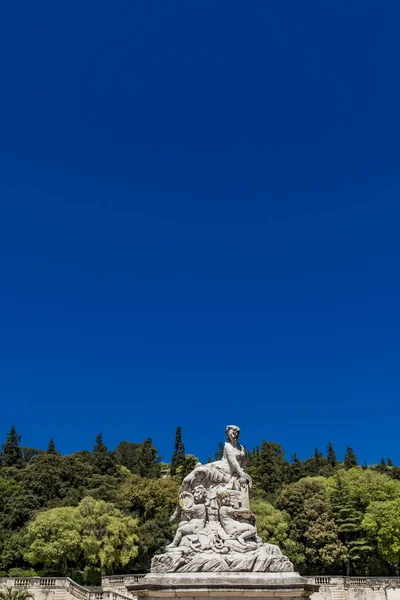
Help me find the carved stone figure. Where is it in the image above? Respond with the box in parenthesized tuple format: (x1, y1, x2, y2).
(167, 486, 207, 548)
(151, 425, 294, 573)
(182, 425, 252, 509)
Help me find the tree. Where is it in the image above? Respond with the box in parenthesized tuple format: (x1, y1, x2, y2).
(327, 468, 400, 509)
(248, 440, 289, 495)
(327, 442, 337, 469)
(0, 588, 34, 600)
(25, 497, 140, 576)
(387, 458, 394, 467)
(22, 447, 39, 465)
(362, 498, 400, 567)
(175, 454, 198, 482)
(137, 438, 161, 479)
(288, 453, 304, 483)
(170, 427, 186, 477)
(330, 471, 372, 575)
(251, 495, 290, 549)
(344, 446, 358, 469)
(0, 529, 26, 573)
(302, 449, 330, 478)
(92, 434, 116, 475)
(118, 474, 179, 520)
(277, 477, 346, 574)
(112, 441, 141, 473)
(78, 497, 139, 574)
(327, 468, 400, 575)
(24, 506, 82, 571)
(2, 426, 23, 468)
(19, 452, 64, 506)
(0, 475, 38, 530)
(135, 509, 174, 571)
(46, 439, 59, 455)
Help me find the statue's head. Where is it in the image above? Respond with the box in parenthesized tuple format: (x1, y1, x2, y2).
(218, 491, 231, 506)
(226, 424, 240, 443)
(193, 485, 207, 502)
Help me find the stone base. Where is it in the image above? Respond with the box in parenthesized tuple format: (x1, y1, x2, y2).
(130, 571, 318, 598)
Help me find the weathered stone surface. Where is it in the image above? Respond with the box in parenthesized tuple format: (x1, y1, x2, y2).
(152, 425, 294, 573)
(130, 571, 316, 599)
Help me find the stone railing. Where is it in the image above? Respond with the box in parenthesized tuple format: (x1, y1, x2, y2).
(2, 573, 400, 600)
(0, 577, 134, 600)
(305, 577, 400, 589)
(102, 575, 146, 589)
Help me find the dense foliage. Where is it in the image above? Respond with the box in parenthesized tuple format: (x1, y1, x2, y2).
(1, 426, 400, 582)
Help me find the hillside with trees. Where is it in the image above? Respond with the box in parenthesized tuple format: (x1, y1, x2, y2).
(1, 426, 400, 583)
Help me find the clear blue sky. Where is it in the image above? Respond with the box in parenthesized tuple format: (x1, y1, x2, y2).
(1, 1, 399, 465)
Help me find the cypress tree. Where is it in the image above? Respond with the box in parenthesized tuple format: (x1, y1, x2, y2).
(2, 425, 23, 467)
(314, 447, 322, 465)
(170, 426, 186, 476)
(248, 440, 289, 494)
(92, 433, 116, 475)
(344, 446, 358, 469)
(289, 452, 304, 482)
(46, 438, 59, 455)
(327, 441, 337, 468)
(387, 457, 394, 467)
(331, 471, 372, 575)
(138, 438, 161, 478)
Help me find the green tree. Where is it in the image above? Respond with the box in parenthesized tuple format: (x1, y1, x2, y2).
(78, 497, 139, 574)
(24, 506, 82, 571)
(251, 495, 290, 549)
(302, 449, 330, 478)
(289, 453, 304, 483)
(330, 471, 373, 575)
(362, 499, 400, 568)
(170, 427, 186, 477)
(344, 446, 358, 469)
(92, 434, 116, 475)
(135, 508, 173, 571)
(22, 447, 39, 465)
(248, 440, 289, 495)
(0, 529, 26, 573)
(46, 439, 59, 455)
(119, 474, 178, 520)
(277, 477, 346, 574)
(0, 476, 38, 529)
(176, 454, 198, 482)
(327, 442, 337, 469)
(137, 438, 161, 479)
(112, 441, 141, 473)
(327, 468, 400, 508)
(19, 452, 64, 506)
(2, 427, 23, 468)
(327, 468, 400, 575)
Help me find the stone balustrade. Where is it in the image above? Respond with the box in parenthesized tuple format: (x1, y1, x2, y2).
(102, 575, 146, 589)
(2, 574, 400, 600)
(0, 577, 135, 600)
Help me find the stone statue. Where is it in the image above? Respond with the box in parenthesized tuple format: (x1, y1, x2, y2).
(151, 425, 294, 573)
(182, 425, 252, 510)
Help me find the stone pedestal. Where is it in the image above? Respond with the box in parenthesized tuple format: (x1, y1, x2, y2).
(130, 571, 318, 600)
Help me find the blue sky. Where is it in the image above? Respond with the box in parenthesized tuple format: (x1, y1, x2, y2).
(1, 1, 399, 465)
